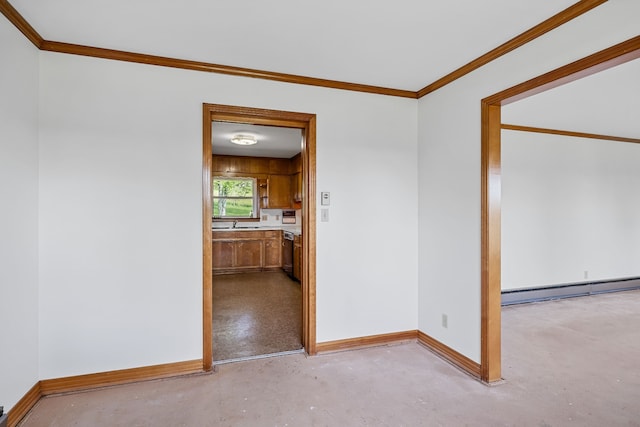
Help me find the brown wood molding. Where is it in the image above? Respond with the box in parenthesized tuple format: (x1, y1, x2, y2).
(417, 331, 482, 378)
(0, 0, 43, 48)
(303, 117, 317, 355)
(417, 0, 607, 98)
(202, 106, 214, 372)
(7, 382, 41, 427)
(486, 35, 640, 106)
(39, 359, 204, 396)
(316, 330, 418, 353)
(39, 40, 417, 99)
(481, 34, 640, 386)
(502, 124, 640, 144)
(480, 102, 502, 383)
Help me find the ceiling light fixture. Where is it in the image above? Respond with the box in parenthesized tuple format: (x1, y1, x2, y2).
(230, 134, 258, 146)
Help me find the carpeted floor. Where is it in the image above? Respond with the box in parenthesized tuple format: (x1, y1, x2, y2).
(212, 271, 302, 361)
(18, 290, 640, 426)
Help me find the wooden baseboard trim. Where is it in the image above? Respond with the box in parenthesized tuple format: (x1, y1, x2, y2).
(7, 360, 206, 426)
(317, 331, 482, 381)
(7, 382, 41, 427)
(316, 330, 418, 354)
(417, 331, 481, 378)
(39, 359, 205, 396)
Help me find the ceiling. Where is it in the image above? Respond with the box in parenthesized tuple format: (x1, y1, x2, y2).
(10, 0, 577, 91)
(503, 58, 640, 138)
(212, 122, 302, 158)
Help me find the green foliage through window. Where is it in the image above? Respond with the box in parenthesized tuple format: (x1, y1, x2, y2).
(213, 177, 257, 218)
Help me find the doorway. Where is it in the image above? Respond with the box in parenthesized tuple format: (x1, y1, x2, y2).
(202, 104, 317, 370)
(480, 36, 640, 383)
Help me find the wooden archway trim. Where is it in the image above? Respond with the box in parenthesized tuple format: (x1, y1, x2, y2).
(480, 35, 640, 383)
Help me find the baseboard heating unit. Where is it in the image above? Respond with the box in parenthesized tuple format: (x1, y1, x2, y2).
(502, 277, 640, 306)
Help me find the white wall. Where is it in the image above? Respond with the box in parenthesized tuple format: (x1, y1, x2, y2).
(0, 19, 40, 410)
(38, 52, 418, 378)
(502, 131, 640, 289)
(500, 55, 640, 290)
(417, 0, 640, 362)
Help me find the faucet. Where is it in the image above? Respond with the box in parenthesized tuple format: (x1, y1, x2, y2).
(232, 220, 238, 229)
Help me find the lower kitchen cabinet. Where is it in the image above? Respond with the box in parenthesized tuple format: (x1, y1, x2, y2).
(293, 234, 302, 281)
(212, 240, 234, 270)
(235, 240, 263, 269)
(264, 238, 282, 269)
(212, 230, 282, 274)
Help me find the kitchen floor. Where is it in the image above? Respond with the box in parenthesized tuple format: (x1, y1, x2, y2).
(212, 270, 302, 361)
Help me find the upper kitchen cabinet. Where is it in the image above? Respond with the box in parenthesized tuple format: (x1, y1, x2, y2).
(212, 155, 274, 176)
(213, 154, 302, 209)
(267, 175, 291, 208)
(289, 153, 303, 204)
(212, 155, 288, 177)
(291, 172, 302, 203)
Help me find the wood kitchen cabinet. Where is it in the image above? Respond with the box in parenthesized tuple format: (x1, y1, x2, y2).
(212, 240, 234, 270)
(212, 230, 282, 274)
(267, 175, 291, 208)
(291, 172, 302, 203)
(264, 237, 282, 269)
(293, 234, 302, 281)
(213, 155, 302, 209)
(234, 240, 263, 269)
(289, 153, 302, 204)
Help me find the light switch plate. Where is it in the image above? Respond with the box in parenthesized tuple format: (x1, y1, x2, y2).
(321, 192, 330, 206)
(321, 209, 329, 222)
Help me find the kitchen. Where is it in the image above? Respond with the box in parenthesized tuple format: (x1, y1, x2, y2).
(211, 121, 304, 362)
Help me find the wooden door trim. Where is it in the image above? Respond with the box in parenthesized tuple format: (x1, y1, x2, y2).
(501, 124, 640, 145)
(202, 104, 317, 370)
(480, 35, 640, 383)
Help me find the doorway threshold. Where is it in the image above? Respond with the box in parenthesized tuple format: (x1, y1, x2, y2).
(214, 348, 305, 365)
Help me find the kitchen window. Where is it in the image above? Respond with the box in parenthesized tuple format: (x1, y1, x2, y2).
(213, 177, 258, 218)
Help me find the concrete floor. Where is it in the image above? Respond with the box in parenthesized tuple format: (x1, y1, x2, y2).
(212, 271, 302, 361)
(19, 290, 640, 426)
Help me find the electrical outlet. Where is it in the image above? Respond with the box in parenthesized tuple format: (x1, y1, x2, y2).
(261, 215, 268, 221)
(584, 270, 589, 280)
(442, 314, 448, 328)
(276, 215, 280, 220)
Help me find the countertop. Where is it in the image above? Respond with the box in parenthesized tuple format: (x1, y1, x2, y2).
(212, 225, 302, 235)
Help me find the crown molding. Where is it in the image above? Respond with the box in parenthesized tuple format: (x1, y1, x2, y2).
(416, 0, 607, 98)
(39, 40, 417, 98)
(2, 0, 607, 99)
(0, 0, 43, 47)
